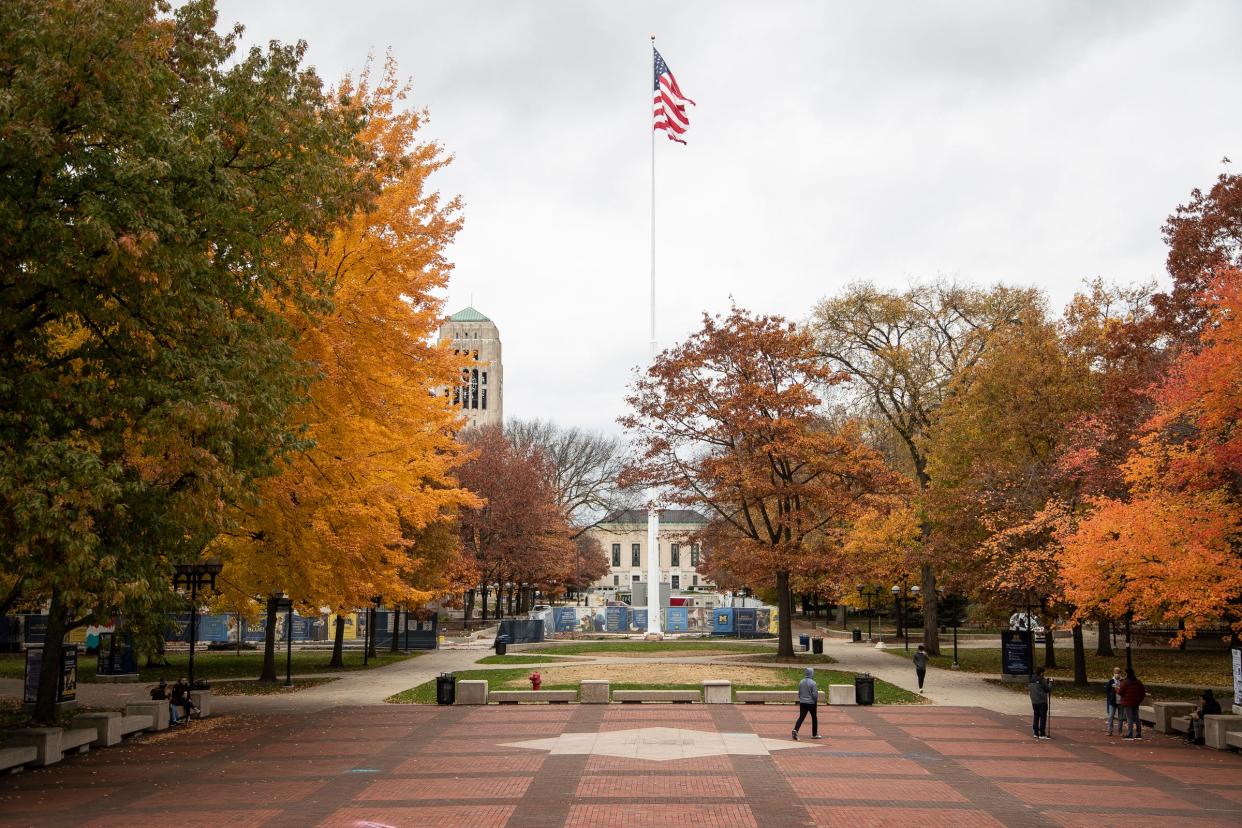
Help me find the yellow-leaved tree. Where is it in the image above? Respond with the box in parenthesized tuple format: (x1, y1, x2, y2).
(214, 61, 477, 679)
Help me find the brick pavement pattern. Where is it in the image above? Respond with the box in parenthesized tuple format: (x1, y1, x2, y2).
(1, 705, 1239, 827)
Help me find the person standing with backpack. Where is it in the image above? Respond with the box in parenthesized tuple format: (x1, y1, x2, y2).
(913, 644, 929, 691)
(1118, 668, 1146, 740)
(1029, 666, 1052, 739)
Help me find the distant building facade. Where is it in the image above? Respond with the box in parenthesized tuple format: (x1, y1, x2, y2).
(587, 509, 713, 592)
(438, 306, 502, 429)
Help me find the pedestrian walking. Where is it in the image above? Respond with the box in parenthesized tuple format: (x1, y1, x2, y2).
(791, 667, 821, 741)
(1118, 668, 1146, 740)
(913, 644, 929, 690)
(1105, 666, 1122, 736)
(1029, 666, 1052, 739)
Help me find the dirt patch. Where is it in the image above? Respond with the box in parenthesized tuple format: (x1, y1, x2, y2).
(493, 663, 794, 688)
(586, 649, 766, 659)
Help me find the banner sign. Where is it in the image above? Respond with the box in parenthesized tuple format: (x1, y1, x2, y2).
(1232, 648, 1241, 707)
(631, 608, 648, 631)
(553, 608, 578, 632)
(1001, 630, 1034, 676)
(665, 606, 689, 632)
(23, 645, 77, 704)
(605, 606, 627, 633)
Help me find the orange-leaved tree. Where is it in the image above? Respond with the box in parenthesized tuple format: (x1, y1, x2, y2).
(621, 307, 906, 657)
(214, 62, 477, 678)
(1060, 267, 1242, 643)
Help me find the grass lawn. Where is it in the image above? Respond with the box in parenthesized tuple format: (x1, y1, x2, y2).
(387, 665, 919, 705)
(527, 641, 776, 656)
(882, 646, 1232, 687)
(475, 654, 578, 665)
(0, 650, 419, 683)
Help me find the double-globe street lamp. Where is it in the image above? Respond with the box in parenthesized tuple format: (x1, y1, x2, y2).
(273, 594, 295, 687)
(172, 561, 222, 690)
(855, 584, 883, 642)
(890, 581, 921, 652)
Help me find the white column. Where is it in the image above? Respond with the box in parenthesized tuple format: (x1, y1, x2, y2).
(646, 507, 661, 636)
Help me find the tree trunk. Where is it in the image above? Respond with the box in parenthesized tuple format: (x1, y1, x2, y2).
(328, 614, 346, 668)
(259, 594, 278, 683)
(1071, 623, 1088, 687)
(1043, 622, 1058, 669)
(390, 608, 401, 653)
(366, 608, 378, 658)
(33, 588, 68, 724)
(1096, 617, 1114, 656)
(480, 586, 488, 622)
(800, 593, 811, 617)
(464, 590, 474, 621)
(495, 586, 502, 619)
(920, 563, 940, 655)
(776, 570, 794, 657)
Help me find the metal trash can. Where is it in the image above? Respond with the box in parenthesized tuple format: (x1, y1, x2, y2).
(811, 637, 824, 654)
(436, 672, 456, 705)
(495, 634, 510, 656)
(799, 634, 810, 651)
(854, 672, 875, 706)
(851, 628, 862, 643)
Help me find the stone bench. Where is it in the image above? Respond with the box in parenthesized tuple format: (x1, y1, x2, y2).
(489, 690, 576, 704)
(72, 712, 123, 747)
(1170, 716, 1191, 735)
(735, 690, 826, 704)
(1204, 714, 1242, 750)
(190, 690, 212, 718)
(7, 728, 67, 767)
(60, 727, 94, 757)
(454, 680, 488, 705)
(0, 745, 38, 774)
(580, 680, 609, 704)
(124, 701, 169, 731)
(828, 684, 856, 705)
(1225, 730, 1242, 750)
(1152, 702, 1196, 733)
(1138, 705, 1156, 725)
(120, 714, 154, 736)
(703, 680, 731, 704)
(612, 690, 699, 704)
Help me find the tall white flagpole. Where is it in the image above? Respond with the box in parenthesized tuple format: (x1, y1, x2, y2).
(646, 35, 662, 638)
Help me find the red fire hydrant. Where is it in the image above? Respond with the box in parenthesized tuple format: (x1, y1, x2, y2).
(529, 671, 542, 691)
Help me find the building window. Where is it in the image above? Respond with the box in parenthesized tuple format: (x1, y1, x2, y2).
(632, 574, 640, 582)
(482, 388, 487, 410)
(693, 575, 699, 586)
(482, 371, 487, 385)
(470, 369, 479, 409)
(631, 544, 640, 567)
(611, 544, 621, 567)
(670, 543, 680, 567)
(613, 575, 619, 586)
(690, 544, 700, 567)
(671, 575, 680, 589)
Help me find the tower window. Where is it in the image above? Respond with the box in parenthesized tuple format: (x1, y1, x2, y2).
(482, 388, 487, 410)
(611, 544, 621, 567)
(630, 544, 640, 567)
(670, 544, 680, 567)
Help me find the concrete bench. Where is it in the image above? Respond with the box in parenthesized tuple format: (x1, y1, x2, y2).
(703, 680, 731, 704)
(735, 690, 826, 704)
(828, 684, 857, 705)
(125, 701, 169, 731)
(612, 690, 699, 704)
(71, 712, 123, 747)
(1204, 714, 1242, 750)
(580, 680, 609, 704)
(0, 745, 38, 775)
(489, 690, 576, 704)
(1151, 702, 1196, 733)
(190, 690, 212, 718)
(454, 680, 488, 705)
(60, 727, 94, 757)
(1170, 716, 1191, 735)
(7, 728, 66, 767)
(1138, 705, 1156, 725)
(1225, 730, 1242, 750)
(120, 714, 154, 736)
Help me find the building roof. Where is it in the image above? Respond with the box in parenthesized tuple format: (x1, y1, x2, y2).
(449, 306, 491, 322)
(601, 509, 708, 525)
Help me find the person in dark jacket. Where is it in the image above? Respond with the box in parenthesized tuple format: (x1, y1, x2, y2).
(171, 676, 198, 721)
(1118, 668, 1146, 740)
(791, 667, 821, 740)
(150, 678, 180, 725)
(1029, 666, 1052, 739)
(913, 644, 929, 690)
(1186, 689, 1221, 745)
(1105, 666, 1123, 736)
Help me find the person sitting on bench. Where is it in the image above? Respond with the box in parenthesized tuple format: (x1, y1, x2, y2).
(171, 676, 199, 721)
(150, 679, 181, 725)
(1186, 689, 1221, 745)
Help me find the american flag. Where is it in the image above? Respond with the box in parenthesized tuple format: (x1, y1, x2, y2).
(653, 48, 695, 145)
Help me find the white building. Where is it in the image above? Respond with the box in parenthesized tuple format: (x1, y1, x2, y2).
(587, 509, 713, 592)
(437, 306, 502, 429)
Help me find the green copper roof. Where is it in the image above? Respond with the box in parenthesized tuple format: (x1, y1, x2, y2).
(449, 306, 490, 322)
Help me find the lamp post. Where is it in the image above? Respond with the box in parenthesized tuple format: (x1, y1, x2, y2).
(274, 594, 294, 687)
(1124, 610, 1133, 673)
(856, 584, 881, 642)
(891, 581, 920, 652)
(368, 595, 382, 662)
(172, 561, 222, 690)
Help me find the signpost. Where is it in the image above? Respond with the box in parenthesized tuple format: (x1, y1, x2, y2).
(1232, 648, 1241, 713)
(23, 645, 77, 709)
(1001, 630, 1034, 681)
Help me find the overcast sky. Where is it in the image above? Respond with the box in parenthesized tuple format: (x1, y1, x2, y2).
(216, 1, 1242, 434)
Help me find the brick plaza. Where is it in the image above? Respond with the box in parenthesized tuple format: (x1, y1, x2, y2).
(1, 704, 1239, 827)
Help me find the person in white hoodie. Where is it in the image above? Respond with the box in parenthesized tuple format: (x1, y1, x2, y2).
(791, 667, 822, 740)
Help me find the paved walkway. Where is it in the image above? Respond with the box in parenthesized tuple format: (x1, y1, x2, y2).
(2, 703, 1238, 827)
